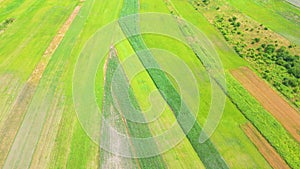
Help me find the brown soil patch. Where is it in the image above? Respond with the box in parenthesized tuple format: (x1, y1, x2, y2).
(231, 67, 300, 142)
(0, 6, 81, 167)
(242, 123, 290, 169)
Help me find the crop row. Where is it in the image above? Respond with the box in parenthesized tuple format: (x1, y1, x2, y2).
(225, 73, 300, 169)
(102, 51, 166, 169)
(119, 0, 228, 168)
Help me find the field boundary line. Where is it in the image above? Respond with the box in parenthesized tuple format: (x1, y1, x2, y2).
(241, 122, 290, 169)
(231, 66, 300, 142)
(102, 49, 142, 169)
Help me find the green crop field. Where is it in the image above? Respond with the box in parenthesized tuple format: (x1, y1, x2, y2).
(0, 0, 299, 168)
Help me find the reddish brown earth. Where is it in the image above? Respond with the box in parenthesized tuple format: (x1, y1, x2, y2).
(242, 123, 290, 169)
(231, 67, 300, 142)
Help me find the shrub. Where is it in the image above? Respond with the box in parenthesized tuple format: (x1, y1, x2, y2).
(202, 0, 210, 5)
(254, 38, 260, 43)
(283, 77, 298, 87)
(232, 16, 237, 21)
(264, 44, 275, 54)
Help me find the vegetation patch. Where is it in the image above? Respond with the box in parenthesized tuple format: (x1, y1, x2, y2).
(189, 0, 300, 107)
(0, 18, 15, 33)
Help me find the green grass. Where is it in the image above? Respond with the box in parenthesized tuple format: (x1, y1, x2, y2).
(0, 0, 298, 168)
(115, 38, 206, 168)
(225, 0, 300, 45)
(170, 0, 248, 70)
(143, 34, 271, 168)
(47, 0, 125, 168)
(0, 0, 81, 168)
(199, 0, 300, 107)
(0, 0, 78, 80)
(119, 0, 229, 168)
(100, 52, 167, 168)
(141, 0, 271, 168)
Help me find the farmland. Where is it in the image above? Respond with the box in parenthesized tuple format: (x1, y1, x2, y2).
(0, 0, 299, 168)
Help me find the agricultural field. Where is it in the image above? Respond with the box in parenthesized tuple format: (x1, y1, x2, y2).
(0, 0, 299, 168)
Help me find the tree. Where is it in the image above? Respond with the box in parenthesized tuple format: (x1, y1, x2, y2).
(283, 77, 298, 87)
(289, 62, 300, 78)
(264, 44, 275, 54)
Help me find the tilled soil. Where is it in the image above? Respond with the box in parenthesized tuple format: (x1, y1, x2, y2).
(231, 67, 300, 142)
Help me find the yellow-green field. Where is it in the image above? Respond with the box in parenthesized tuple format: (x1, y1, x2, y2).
(0, 0, 299, 168)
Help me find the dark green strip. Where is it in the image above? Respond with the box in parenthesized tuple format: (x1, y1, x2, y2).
(119, 0, 228, 168)
(102, 52, 166, 169)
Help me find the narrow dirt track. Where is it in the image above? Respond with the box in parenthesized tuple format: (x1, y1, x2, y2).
(231, 67, 300, 142)
(101, 50, 141, 169)
(0, 6, 81, 167)
(242, 123, 290, 169)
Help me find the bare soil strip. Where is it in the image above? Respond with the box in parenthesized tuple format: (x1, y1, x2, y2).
(0, 6, 81, 167)
(231, 67, 300, 142)
(242, 123, 290, 169)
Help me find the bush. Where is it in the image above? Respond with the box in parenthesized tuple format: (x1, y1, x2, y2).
(232, 16, 237, 21)
(264, 44, 275, 54)
(283, 77, 298, 87)
(289, 62, 300, 78)
(0, 18, 15, 31)
(202, 0, 210, 5)
(253, 38, 260, 43)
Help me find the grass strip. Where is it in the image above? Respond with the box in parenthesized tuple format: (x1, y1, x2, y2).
(101, 49, 166, 169)
(119, 0, 228, 168)
(225, 72, 300, 169)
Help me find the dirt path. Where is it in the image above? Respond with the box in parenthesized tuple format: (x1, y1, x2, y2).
(101, 50, 141, 169)
(285, 0, 300, 8)
(231, 67, 300, 142)
(0, 6, 81, 168)
(242, 123, 290, 169)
